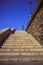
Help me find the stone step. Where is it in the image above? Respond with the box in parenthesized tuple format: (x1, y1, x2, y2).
(0, 52, 43, 56)
(1, 47, 43, 49)
(3, 43, 41, 45)
(5, 37, 40, 40)
(3, 44, 42, 47)
(0, 56, 43, 62)
(3, 43, 40, 46)
(0, 48, 43, 52)
(4, 40, 40, 44)
(4, 41, 40, 44)
(1, 45, 43, 48)
(5, 38, 38, 41)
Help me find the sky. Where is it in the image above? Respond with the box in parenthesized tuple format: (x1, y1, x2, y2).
(0, 0, 38, 30)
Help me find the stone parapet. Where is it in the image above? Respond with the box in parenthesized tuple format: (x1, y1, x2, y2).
(0, 28, 11, 46)
(11, 28, 15, 34)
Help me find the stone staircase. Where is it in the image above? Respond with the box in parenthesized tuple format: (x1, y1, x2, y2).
(0, 31, 43, 63)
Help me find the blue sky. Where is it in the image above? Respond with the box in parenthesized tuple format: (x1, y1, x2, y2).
(0, 0, 37, 30)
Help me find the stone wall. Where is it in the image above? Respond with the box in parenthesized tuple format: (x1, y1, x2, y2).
(26, 0, 43, 44)
(0, 28, 11, 46)
(11, 28, 15, 34)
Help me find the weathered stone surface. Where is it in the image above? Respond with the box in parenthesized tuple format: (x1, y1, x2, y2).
(0, 62, 43, 65)
(0, 31, 43, 62)
(26, 0, 43, 44)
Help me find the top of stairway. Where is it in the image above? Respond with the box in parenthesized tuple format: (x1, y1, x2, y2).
(14, 30, 28, 36)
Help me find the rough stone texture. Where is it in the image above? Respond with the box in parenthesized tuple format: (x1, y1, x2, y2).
(0, 31, 43, 63)
(26, 0, 43, 44)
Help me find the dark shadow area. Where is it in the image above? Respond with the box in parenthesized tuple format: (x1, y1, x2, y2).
(11, 29, 16, 34)
(0, 61, 43, 65)
(0, 34, 10, 48)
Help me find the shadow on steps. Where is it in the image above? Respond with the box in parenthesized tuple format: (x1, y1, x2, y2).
(0, 62, 43, 65)
(0, 34, 10, 48)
